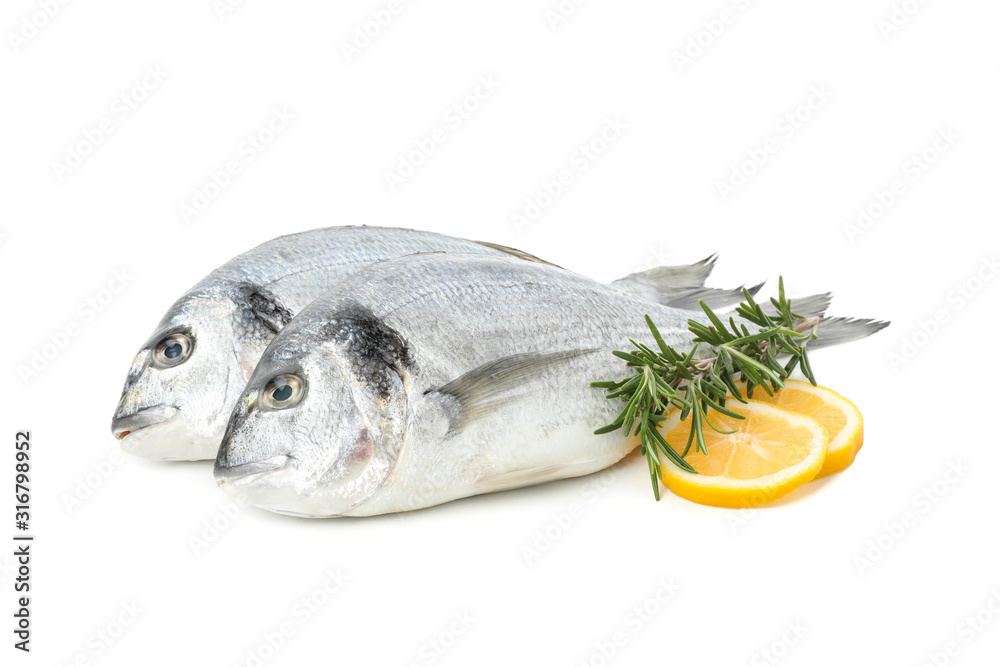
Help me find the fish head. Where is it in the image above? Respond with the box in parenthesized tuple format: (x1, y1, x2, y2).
(111, 285, 288, 459)
(214, 306, 411, 517)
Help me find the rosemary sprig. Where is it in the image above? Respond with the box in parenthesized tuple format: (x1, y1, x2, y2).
(591, 277, 820, 500)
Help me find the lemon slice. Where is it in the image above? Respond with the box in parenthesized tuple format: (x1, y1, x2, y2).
(740, 380, 863, 478)
(659, 401, 828, 508)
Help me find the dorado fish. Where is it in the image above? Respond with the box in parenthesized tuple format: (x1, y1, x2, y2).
(111, 226, 749, 460)
(213, 253, 885, 517)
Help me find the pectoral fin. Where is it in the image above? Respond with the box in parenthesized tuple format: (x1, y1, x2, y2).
(426, 349, 598, 433)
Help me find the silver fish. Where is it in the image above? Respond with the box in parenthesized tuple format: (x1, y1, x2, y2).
(111, 226, 746, 460)
(213, 253, 885, 517)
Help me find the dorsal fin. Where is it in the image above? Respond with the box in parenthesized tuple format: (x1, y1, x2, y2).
(426, 349, 598, 433)
(473, 240, 562, 268)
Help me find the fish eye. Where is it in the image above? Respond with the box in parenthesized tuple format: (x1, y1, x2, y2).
(261, 374, 305, 411)
(152, 332, 193, 368)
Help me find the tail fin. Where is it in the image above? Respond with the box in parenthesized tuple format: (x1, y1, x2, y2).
(762, 292, 833, 320)
(611, 256, 762, 311)
(810, 317, 890, 350)
(726, 292, 886, 349)
(612, 260, 885, 353)
(668, 282, 765, 311)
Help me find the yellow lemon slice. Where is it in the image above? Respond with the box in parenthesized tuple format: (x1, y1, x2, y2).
(659, 401, 828, 508)
(740, 380, 864, 478)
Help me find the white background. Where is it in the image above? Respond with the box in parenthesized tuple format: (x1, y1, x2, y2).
(2, 1, 998, 665)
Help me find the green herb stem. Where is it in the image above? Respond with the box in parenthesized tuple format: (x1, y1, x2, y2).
(592, 277, 820, 500)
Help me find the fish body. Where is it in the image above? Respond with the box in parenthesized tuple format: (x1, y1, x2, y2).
(213, 253, 884, 517)
(111, 226, 743, 461)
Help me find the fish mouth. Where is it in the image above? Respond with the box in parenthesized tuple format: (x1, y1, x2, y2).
(214, 456, 290, 486)
(112, 405, 179, 441)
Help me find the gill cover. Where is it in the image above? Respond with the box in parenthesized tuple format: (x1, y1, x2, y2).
(318, 306, 412, 509)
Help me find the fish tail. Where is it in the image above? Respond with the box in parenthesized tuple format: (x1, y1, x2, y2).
(809, 317, 890, 350)
(763, 292, 833, 319)
(611, 255, 763, 311)
(726, 291, 886, 348)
